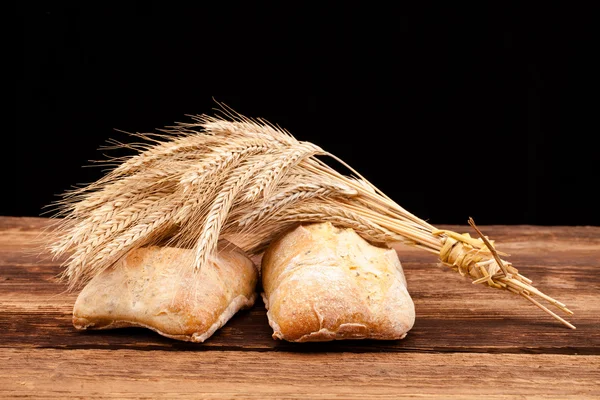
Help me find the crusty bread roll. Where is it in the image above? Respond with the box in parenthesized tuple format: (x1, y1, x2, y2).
(261, 222, 415, 342)
(73, 241, 258, 342)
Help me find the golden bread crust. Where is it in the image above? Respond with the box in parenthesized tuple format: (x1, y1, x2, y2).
(72, 242, 258, 342)
(261, 222, 415, 342)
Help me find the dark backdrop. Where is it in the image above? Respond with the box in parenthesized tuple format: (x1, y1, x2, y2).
(14, 3, 598, 226)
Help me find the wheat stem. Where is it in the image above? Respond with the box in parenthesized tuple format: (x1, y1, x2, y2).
(238, 182, 357, 227)
(245, 142, 325, 201)
(193, 159, 268, 270)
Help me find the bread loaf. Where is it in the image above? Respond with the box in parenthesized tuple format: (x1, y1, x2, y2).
(73, 242, 258, 342)
(261, 222, 415, 342)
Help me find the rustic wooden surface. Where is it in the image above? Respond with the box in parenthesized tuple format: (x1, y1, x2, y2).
(1, 216, 598, 399)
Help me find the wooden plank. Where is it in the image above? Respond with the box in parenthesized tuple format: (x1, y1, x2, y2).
(1, 348, 598, 399)
(1, 217, 599, 354)
(2, 288, 599, 354)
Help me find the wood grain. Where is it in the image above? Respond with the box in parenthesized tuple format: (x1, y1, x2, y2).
(1, 216, 599, 399)
(1, 349, 598, 399)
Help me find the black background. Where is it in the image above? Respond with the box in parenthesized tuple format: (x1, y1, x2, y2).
(14, 3, 598, 226)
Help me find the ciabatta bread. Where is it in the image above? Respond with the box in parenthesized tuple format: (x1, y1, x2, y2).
(261, 222, 415, 342)
(73, 242, 258, 342)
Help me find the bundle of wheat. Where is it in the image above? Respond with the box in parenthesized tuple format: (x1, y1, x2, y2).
(47, 104, 575, 329)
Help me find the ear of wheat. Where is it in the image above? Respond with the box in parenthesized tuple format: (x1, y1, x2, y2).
(47, 103, 575, 329)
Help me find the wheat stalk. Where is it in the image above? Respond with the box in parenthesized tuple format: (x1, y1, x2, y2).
(54, 189, 172, 257)
(237, 181, 358, 228)
(48, 106, 575, 329)
(244, 141, 326, 201)
(179, 138, 276, 189)
(193, 158, 268, 271)
(59, 194, 181, 287)
(109, 134, 219, 176)
(278, 202, 407, 245)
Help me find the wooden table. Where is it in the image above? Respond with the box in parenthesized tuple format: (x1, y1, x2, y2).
(1, 216, 598, 399)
